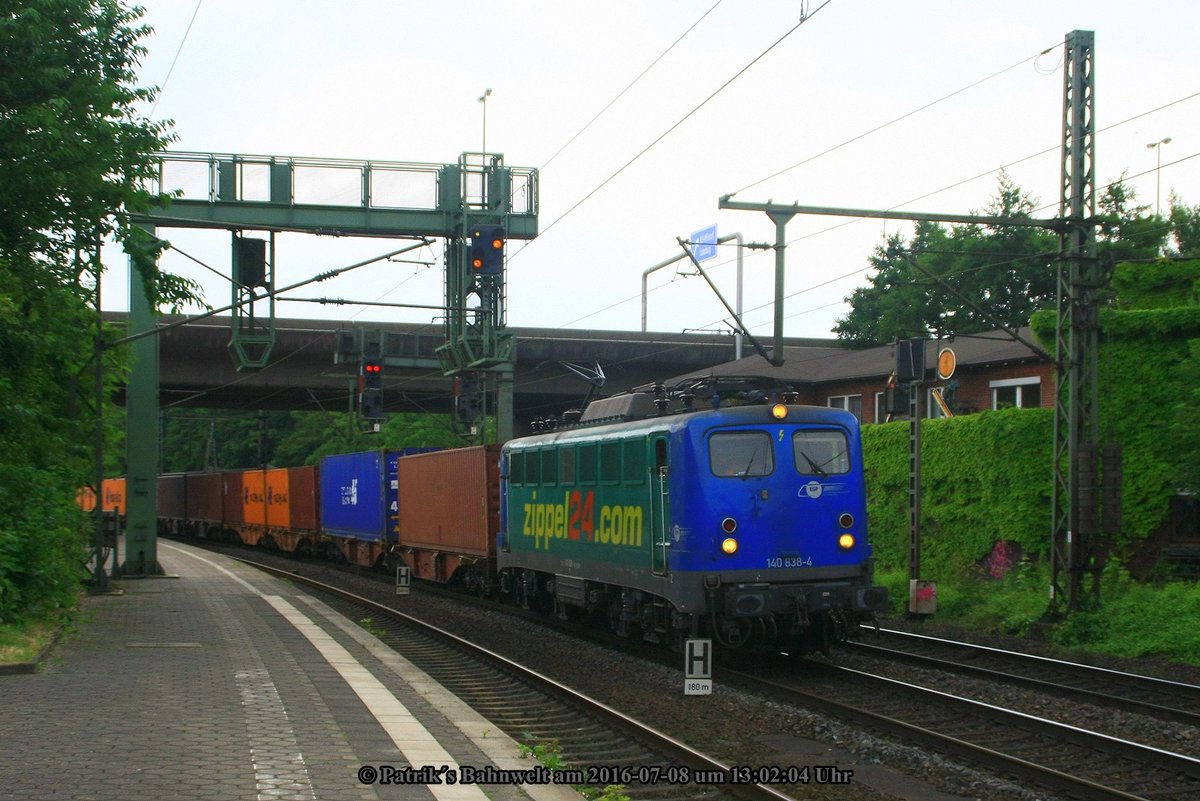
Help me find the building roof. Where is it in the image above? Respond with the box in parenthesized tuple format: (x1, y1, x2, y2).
(667, 327, 1050, 387)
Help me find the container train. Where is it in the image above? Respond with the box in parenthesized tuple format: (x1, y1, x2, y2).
(90, 393, 888, 653)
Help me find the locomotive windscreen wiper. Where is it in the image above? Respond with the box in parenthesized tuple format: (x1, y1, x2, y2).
(741, 450, 757, 479)
(800, 451, 828, 478)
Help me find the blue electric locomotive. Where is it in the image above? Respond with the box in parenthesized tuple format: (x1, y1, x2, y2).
(498, 393, 888, 653)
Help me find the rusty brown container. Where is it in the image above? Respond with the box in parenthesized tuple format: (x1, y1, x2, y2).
(396, 445, 500, 557)
(186, 472, 223, 524)
(286, 465, 319, 533)
(157, 474, 187, 520)
(221, 471, 245, 526)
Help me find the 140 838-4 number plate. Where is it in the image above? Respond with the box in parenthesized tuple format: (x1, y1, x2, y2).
(767, 556, 813, 568)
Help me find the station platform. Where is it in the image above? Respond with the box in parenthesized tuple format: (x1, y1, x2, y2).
(0, 541, 583, 801)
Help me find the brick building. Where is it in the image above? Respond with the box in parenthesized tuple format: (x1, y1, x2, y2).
(670, 328, 1054, 424)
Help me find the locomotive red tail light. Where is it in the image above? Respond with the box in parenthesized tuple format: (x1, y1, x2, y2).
(721, 517, 737, 534)
(838, 512, 854, 528)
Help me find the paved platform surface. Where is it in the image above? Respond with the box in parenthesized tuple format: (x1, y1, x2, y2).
(0, 541, 582, 801)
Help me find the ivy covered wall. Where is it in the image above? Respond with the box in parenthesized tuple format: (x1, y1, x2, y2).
(862, 260, 1200, 579)
(862, 409, 1053, 576)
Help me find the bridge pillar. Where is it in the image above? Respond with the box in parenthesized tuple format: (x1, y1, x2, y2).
(122, 223, 164, 576)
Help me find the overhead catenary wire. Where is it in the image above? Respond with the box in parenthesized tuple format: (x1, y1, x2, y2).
(147, 0, 204, 120)
(730, 43, 1061, 197)
(515, 0, 836, 251)
(538, 0, 725, 172)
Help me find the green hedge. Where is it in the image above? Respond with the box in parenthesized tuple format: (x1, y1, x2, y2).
(863, 409, 1053, 576)
(864, 260, 1200, 580)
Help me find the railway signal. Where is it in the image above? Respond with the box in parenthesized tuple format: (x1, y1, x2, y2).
(360, 343, 385, 420)
(469, 225, 505, 275)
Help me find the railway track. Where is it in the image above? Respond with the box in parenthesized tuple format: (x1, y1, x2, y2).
(848, 626, 1200, 727)
(195, 542, 1200, 800)
(727, 658, 1200, 801)
(232, 555, 791, 801)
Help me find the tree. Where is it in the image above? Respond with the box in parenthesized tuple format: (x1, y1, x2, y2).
(0, 0, 199, 622)
(833, 222, 951, 347)
(1096, 177, 1167, 262)
(1169, 194, 1200, 258)
(834, 173, 1057, 346)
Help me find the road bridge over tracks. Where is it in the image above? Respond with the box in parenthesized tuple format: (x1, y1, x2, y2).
(104, 313, 833, 432)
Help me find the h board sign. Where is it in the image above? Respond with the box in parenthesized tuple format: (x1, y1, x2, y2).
(395, 564, 411, 596)
(684, 638, 712, 695)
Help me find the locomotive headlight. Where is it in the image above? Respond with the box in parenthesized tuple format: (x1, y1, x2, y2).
(771, 403, 788, 420)
(838, 533, 856, 550)
(721, 537, 739, 555)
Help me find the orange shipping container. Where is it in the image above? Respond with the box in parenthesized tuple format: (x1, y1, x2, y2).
(240, 470, 268, 529)
(239, 468, 293, 529)
(265, 468, 290, 528)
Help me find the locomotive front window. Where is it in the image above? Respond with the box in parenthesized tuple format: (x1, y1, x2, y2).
(793, 430, 851, 476)
(709, 431, 774, 477)
(508, 451, 525, 485)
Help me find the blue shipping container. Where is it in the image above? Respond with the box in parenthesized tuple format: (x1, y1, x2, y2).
(319, 451, 387, 541)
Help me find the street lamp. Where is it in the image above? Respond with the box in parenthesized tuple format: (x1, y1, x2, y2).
(1146, 136, 1172, 217)
(478, 88, 492, 155)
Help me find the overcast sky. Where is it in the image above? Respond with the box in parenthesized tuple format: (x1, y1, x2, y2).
(102, 0, 1200, 341)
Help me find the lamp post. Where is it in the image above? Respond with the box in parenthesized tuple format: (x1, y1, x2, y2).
(478, 88, 492, 154)
(1146, 137, 1171, 217)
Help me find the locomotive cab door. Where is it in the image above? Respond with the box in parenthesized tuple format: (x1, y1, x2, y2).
(650, 436, 670, 575)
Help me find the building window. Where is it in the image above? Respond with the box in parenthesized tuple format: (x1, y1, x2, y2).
(990, 377, 1042, 410)
(827, 394, 863, 421)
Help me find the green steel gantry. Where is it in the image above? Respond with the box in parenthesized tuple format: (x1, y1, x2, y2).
(112, 150, 537, 576)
